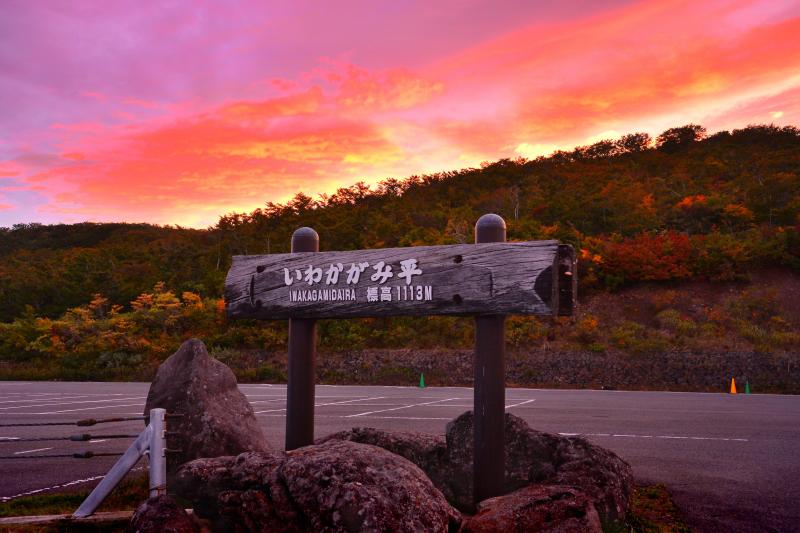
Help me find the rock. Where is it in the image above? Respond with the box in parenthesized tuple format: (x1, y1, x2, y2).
(552, 435, 634, 521)
(317, 427, 446, 470)
(129, 495, 198, 533)
(322, 412, 633, 521)
(174, 441, 461, 533)
(443, 411, 561, 512)
(174, 452, 302, 531)
(446, 411, 632, 519)
(460, 485, 602, 533)
(217, 488, 303, 533)
(444, 411, 632, 519)
(282, 440, 461, 532)
(315, 427, 456, 503)
(143, 339, 270, 473)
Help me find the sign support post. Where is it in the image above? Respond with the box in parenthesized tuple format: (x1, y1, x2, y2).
(473, 214, 507, 504)
(285, 227, 319, 450)
(225, 216, 576, 472)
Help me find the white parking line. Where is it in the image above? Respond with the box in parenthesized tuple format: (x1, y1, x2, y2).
(0, 466, 145, 502)
(254, 396, 387, 414)
(566, 432, 750, 442)
(255, 413, 452, 421)
(35, 403, 145, 414)
(0, 397, 145, 411)
(505, 399, 536, 409)
(13, 447, 53, 455)
(319, 400, 536, 409)
(367, 416, 451, 420)
(0, 395, 91, 405)
(345, 397, 462, 417)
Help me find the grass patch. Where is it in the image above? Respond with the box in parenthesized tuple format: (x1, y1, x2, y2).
(0, 473, 148, 519)
(604, 483, 691, 533)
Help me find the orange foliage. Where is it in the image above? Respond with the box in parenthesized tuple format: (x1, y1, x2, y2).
(602, 232, 693, 281)
(675, 195, 707, 209)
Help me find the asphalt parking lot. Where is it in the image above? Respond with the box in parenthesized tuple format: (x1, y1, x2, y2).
(1, 381, 798, 532)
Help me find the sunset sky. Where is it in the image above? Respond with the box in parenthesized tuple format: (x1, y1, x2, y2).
(1, 0, 799, 228)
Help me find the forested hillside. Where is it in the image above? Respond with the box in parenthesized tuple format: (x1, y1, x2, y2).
(2, 124, 799, 386)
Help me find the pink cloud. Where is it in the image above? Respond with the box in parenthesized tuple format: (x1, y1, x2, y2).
(81, 91, 106, 101)
(2, 0, 799, 227)
(122, 98, 165, 110)
(0, 161, 21, 178)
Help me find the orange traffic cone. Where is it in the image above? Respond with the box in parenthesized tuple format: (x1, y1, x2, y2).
(730, 377, 737, 394)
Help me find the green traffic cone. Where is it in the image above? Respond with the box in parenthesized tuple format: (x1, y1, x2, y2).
(419, 373, 426, 388)
(745, 381, 750, 395)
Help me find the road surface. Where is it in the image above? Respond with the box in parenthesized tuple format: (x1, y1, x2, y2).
(1, 382, 798, 532)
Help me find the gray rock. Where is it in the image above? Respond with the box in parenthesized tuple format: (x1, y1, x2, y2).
(315, 427, 456, 503)
(460, 485, 602, 533)
(174, 441, 461, 533)
(552, 433, 634, 521)
(444, 411, 632, 520)
(282, 440, 460, 532)
(443, 411, 561, 512)
(143, 339, 270, 474)
(174, 452, 300, 532)
(129, 495, 198, 533)
(320, 411, 632, 521)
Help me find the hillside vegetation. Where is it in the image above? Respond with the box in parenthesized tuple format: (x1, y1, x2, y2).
(1, 124, 799, 388)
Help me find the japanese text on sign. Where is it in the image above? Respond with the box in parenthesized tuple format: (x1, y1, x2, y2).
(283, 258, 432, 304)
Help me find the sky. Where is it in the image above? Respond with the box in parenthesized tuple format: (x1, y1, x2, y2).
(1, 0, 799, 228)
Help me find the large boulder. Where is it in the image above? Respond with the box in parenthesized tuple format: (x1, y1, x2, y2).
(460, 485, 602, 533)
(283, 440, 461, 532)
(552, 431, 634, 521)
(443, 411, 632, 519)
(321, 411, 633, 521)
(144, 339, 270, 473)
(174, 451, 304, 532)
(129, 495, 198, 533)
(174, 441, 461, 533)
(444, 411, 562, 511)
(315, 427, 455, 503)
(173, 451, 288, 522)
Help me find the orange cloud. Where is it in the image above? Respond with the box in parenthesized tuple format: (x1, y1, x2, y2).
(219, 87, 324, 120)
(13, 0, 800, 227)
(22, 59, 458, 225)
(60, 153, 86, 162)
(29, 101, 406, 226)
(428, 0, 800, 146)
(331, 64, 444, 112)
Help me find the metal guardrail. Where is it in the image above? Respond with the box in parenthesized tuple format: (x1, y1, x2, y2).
(1, 408, 180, 517)
(72, 408, 168, 517)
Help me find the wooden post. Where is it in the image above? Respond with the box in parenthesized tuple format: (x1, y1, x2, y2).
(473, 214, 506, 505)
(285, 227, 319, 450)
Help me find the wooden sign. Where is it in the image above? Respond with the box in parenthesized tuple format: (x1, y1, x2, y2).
(225, 240, 575, 320)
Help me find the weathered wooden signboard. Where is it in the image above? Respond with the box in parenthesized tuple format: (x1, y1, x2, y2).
(224, 215, 576, 506)
(225, 241, 575, 319)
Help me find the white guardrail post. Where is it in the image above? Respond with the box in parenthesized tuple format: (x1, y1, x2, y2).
(148, 408, 167, 498)
(72, 408, 167, 518)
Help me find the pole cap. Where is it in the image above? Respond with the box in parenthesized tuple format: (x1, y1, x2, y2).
(475, 214, 506, 243)
(291, 227, 319, 253)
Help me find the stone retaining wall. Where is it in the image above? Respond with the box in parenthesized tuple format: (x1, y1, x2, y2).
(313, 348, 799, 393)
